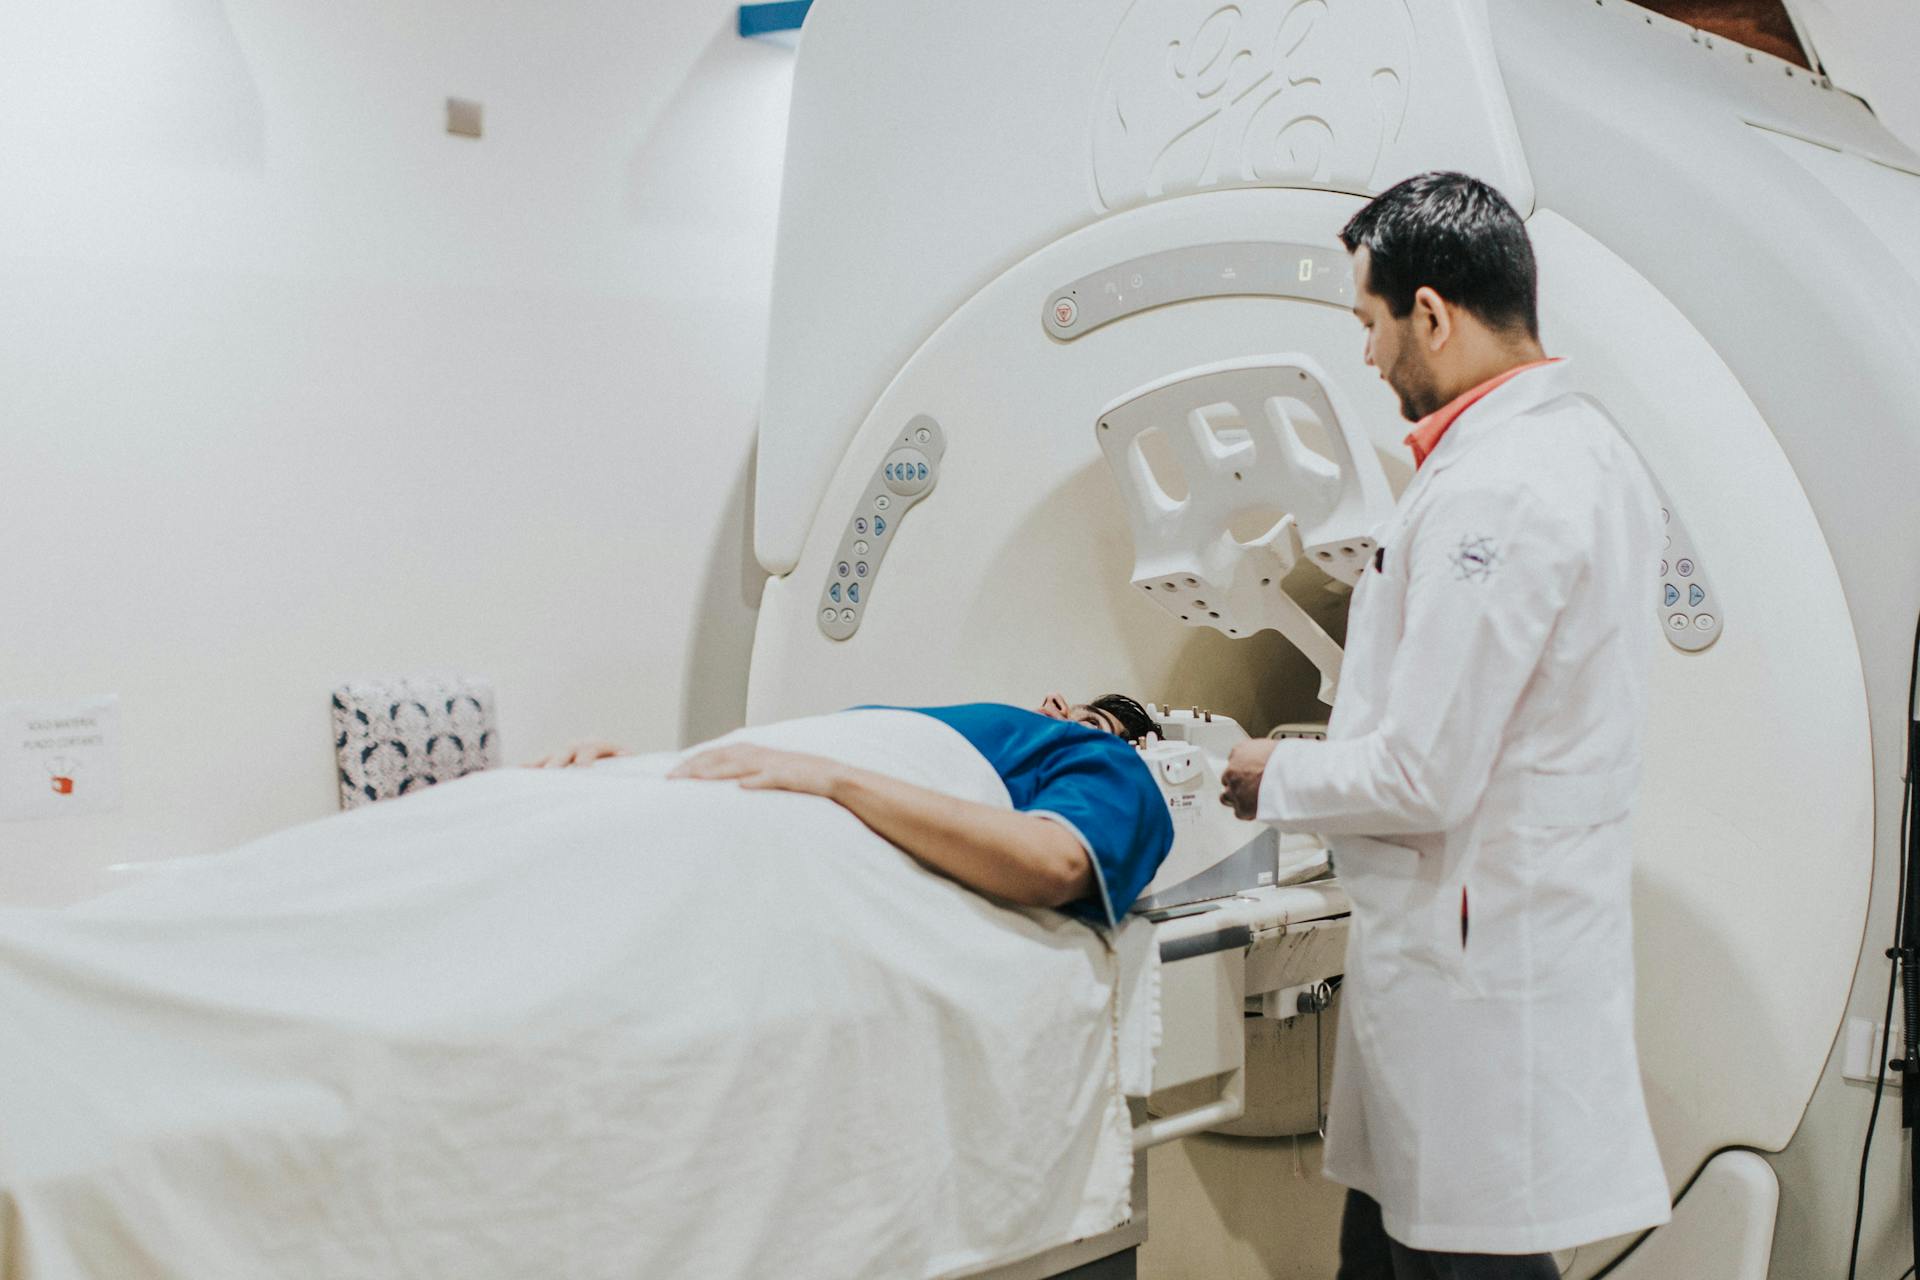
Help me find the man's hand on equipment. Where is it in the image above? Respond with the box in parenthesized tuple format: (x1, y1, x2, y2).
(1220, 738, 1279, 819)
(669, 743, 847, 799)
(525, 739, 628, 768)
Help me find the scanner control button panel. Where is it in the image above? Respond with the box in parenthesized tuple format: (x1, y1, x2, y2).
(820, 415, 946, 641)
(1657, 501, 1720, 652)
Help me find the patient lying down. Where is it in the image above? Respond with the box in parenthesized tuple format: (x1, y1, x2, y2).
(0, 698, 1166, 1279)
(530, 694, 1174, 925)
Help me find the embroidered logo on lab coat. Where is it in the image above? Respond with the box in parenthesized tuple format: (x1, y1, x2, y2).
(1451, 536, 1501, 583)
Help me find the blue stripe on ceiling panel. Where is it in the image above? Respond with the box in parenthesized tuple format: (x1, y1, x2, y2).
(738, 1, 811, 38)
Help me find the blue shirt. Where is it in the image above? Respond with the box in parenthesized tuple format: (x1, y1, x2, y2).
(875, 703, 1175, 926)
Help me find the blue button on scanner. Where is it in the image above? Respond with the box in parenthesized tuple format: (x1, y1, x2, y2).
(1663, 584, 1679, 607)
(830, 583, 841, 602)
(849, 583, 861, 603)
(1689, 585, 1704, 607)
(874, 517, 887, 536)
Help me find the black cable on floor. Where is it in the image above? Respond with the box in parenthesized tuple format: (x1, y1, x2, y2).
(1848, 609, 1920, 1280)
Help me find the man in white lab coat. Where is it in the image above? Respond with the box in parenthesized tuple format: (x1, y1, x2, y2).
(1220, 173, 1671, 1278)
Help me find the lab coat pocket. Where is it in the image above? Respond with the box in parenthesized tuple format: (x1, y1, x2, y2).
(1445, 821, 1572, 1000)
(1402, 895, 1478, 992)
(1327, 834, 1421, 887)
(1439, 864, 1495, 999)
(1410, 820, 1492, 998)
(1328, 835, 1427, 986)
(1344, 549, 1405, 648)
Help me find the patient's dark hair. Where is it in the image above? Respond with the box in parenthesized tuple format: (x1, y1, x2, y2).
(1091, 694, 1158, 743)
(1339, 170, 1539, 339)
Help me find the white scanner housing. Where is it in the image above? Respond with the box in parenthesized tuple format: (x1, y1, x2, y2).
(745, 1, 1920, 1274)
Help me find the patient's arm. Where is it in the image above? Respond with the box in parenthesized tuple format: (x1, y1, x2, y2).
(669, 744, 1095, 910)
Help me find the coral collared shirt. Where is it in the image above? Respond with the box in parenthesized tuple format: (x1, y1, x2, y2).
(1404, 358, 1561, 469)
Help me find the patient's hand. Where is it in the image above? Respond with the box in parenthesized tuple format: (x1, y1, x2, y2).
(669, 744, 846, 798)
(524, 739, 628, 769)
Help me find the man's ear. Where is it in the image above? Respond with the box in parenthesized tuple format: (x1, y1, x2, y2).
(1412, 285, 1451, 352)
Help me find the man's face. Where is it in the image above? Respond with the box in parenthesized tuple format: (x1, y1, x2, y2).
(1351, 246, 1443, 422)
(1037, 692, 1124, 736)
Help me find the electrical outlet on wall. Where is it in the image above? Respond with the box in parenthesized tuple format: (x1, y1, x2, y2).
(1843, 1008, 1910, 1087)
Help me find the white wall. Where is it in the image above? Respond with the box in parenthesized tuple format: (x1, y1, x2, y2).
(0, 0, 791, 904)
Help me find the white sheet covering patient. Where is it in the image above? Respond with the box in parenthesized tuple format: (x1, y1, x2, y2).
(0, 709, 1157, 1280)
(550, 694, 1174, 927)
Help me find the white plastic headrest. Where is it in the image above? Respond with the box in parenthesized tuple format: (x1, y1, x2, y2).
(1096, 355, 1394, 703)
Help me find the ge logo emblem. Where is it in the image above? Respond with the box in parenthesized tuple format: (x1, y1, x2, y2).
(1091, 0, 1416, 211)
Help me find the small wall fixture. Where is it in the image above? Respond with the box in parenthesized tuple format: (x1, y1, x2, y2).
(446, 97, 483, 139)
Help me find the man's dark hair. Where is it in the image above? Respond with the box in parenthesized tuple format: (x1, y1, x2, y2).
(1091, 693, 1159, 743)
(1339, 171, 1539, 338)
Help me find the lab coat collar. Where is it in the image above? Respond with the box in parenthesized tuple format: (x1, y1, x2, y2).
(1419, 359, 1574, 475)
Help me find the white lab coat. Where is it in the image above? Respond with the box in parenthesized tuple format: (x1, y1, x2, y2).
(1257, 361, 1671, 1254)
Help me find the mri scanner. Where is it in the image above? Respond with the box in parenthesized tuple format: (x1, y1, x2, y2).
(743, 0, 1920, 1274)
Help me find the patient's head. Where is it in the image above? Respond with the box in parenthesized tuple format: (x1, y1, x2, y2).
(1036, 692, 1158, 742)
